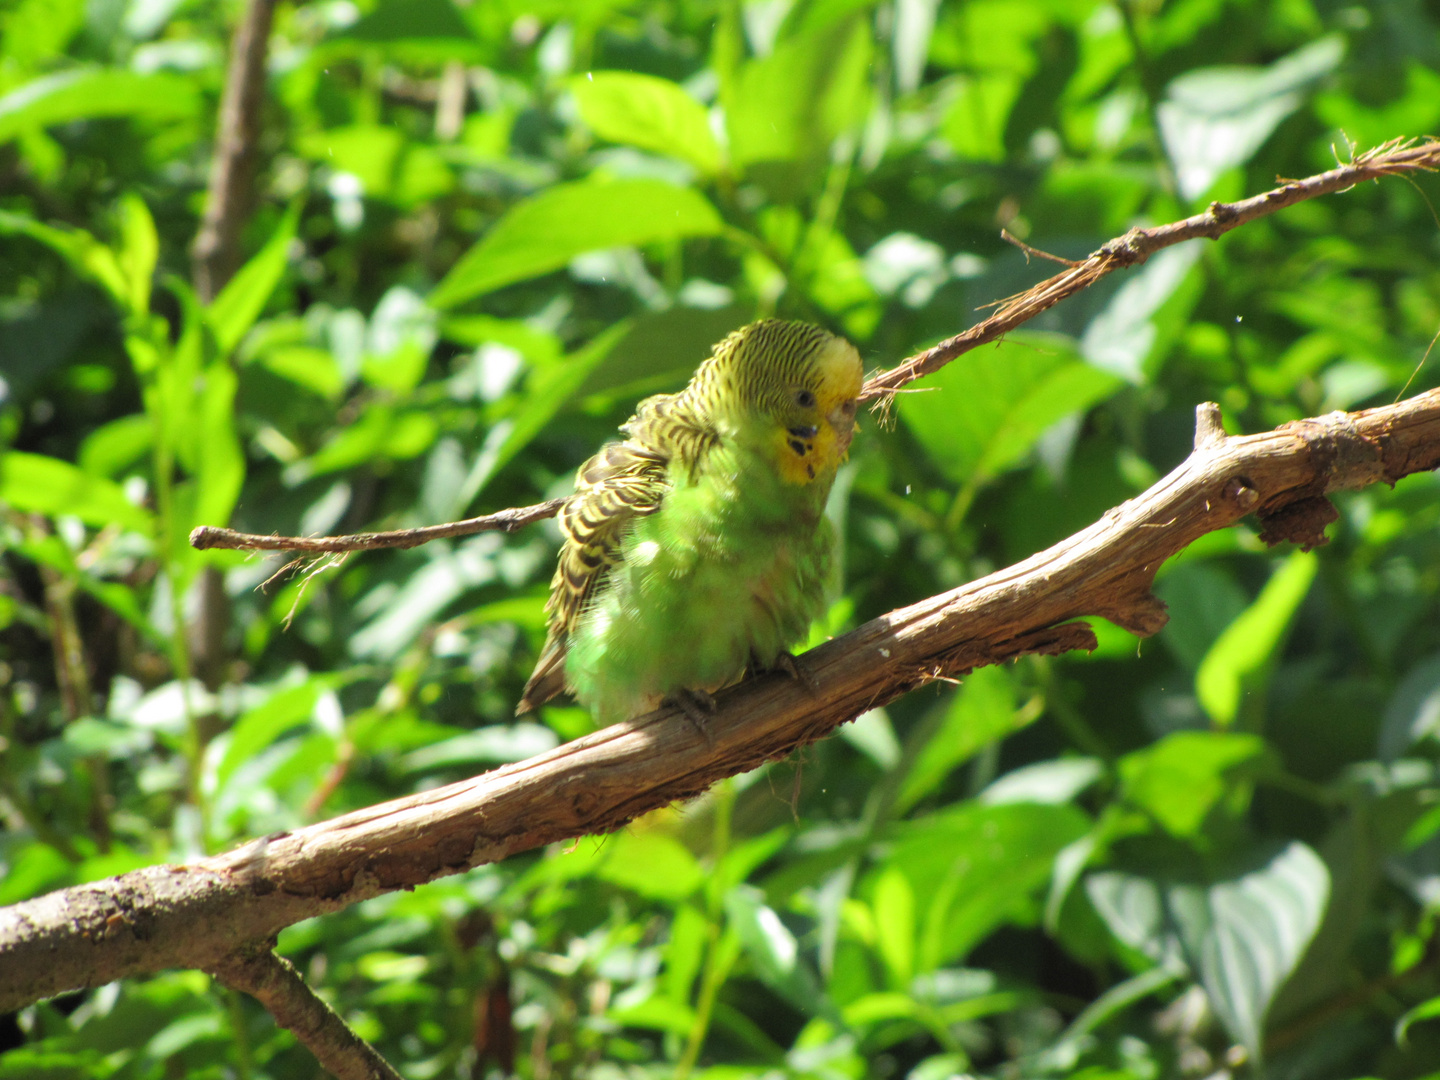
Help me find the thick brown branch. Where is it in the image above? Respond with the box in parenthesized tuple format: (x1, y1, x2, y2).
(208, 947, 405, 1080)
(858, 138, 1440, 403)
(10, 389, 1440, 1012)
(189, 498, 567, 553)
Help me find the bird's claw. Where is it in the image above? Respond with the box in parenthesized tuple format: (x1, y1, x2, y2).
(770, 649, 818, 693)
(668, 687, 717, 738)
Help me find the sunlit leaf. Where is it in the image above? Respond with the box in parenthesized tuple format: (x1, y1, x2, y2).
(1196, 550, 1318, 727)
(0, 68, 200, 146)
(208, 202, 300, 355)
(1159, 36, 1344, 200)
(572, 71, 722, 174)
(0, 451, 152, 534)
(1118, 732, 1269, 838)
(430, 178, 724, 309)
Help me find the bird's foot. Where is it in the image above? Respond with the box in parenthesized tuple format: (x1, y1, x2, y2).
(667, 687, 717, 738)
(757, 649, 818, 693)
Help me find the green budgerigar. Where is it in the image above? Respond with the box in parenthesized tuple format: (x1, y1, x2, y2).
(516, 319, 864, 726)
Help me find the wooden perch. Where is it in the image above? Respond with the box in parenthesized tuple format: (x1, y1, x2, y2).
(7, 389, 1440, 1013)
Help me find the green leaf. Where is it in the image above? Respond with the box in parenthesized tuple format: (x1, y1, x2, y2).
(1172, 843, 1330, 1061)
(1158, 36, 1344, 200)
(895, 666, 1028, 815)
(0, 210, 129, 311)
(1118, 732, 1269, 838)
(596, 832, 705, 902)
(888, 801, 1091, 970)
(336, 0, 475, 42)
(725, 884, 832, 1018)
(116, 193, 157, 318)
(451, 319, 629, 514)
(208, 202, 300, 355)
(571, 71, 722, 174)
(1081, 244, 1204, 383)
(0, 68, 200, 146)
(0, 451, 152, 534)
(872, 866, 916, 986)
(430, 178, 724, 309)
(192, 363, 245, 533)
(399, 724, 559, 772)
(724, 17, 871, 169)
(898, 332, 1122, 486)
(1196, 550, 1318, 727)
(1089, 843, 1330, 1061)
(1396, 993, 1440, 1048)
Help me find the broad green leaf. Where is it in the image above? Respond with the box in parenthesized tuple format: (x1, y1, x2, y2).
(1396, 994, 1440, 1048)
(1378, 656, 1440, 762)
(1171, 842, 1330, 1061)
(572, 71, 722, 174)
(192, 363, 244, 532)
(724, 17, 871, 169)
(898, 332, 1122, 486)
(663, 903, 708, 1004)
(887, 801, 1090, 970)
(430, 178, 724, 309)
(1155, 562, 1250, 672)
(1118, 732, 1269, 838)
(607, 994, 696, 1035)
(596, 832, 705, 902)
(289, 407, 440, 484)
(348, 534, 499, 660)
(0, 68, 200, 146)
(213, 677, 329, 793)
(895, 666, 1028, 815)
(1158, 36, 1344, 200)
(1196, 550, 1318, 727)
(981, 758, 1104, 806)
(0, 210, 128, 310)
(208, 202, 300, 354)
(725, 884, 832, 1018)
(1089, 843, 1330, 1061)
(940, 71, 1024, 162)
(1081, 244, 1204, 383)
(0, 451, 152, 534)
(79, 414, 153, 478)
(296, 125, 403, 195)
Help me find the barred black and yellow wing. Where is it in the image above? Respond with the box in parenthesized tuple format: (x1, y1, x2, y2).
(516, 438, 670, 712)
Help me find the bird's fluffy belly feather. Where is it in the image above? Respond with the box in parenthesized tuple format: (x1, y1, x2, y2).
(564, 473, 831, 724)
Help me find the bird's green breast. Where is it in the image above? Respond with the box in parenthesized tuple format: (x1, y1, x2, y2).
(564, 439, 837, 725)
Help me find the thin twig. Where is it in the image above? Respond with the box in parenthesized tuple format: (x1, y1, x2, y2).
(185, 139, 1440, 557)
(189, 497, 566, 553)
(859, 137, 1440, 403)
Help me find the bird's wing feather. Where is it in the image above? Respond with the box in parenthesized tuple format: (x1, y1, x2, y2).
(516, 440, 670, 712)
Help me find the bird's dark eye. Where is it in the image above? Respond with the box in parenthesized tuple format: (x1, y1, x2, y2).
(795, 389, 816, 408)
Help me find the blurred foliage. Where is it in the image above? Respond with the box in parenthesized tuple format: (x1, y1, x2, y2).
(3, 0, 1440, 1077)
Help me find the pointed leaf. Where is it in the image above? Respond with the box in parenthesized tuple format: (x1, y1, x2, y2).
(430, 178, 723, 309)
(572, 71, 722, 174)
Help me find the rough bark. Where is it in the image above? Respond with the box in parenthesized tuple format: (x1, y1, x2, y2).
(5, 390, 1440, 1013)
